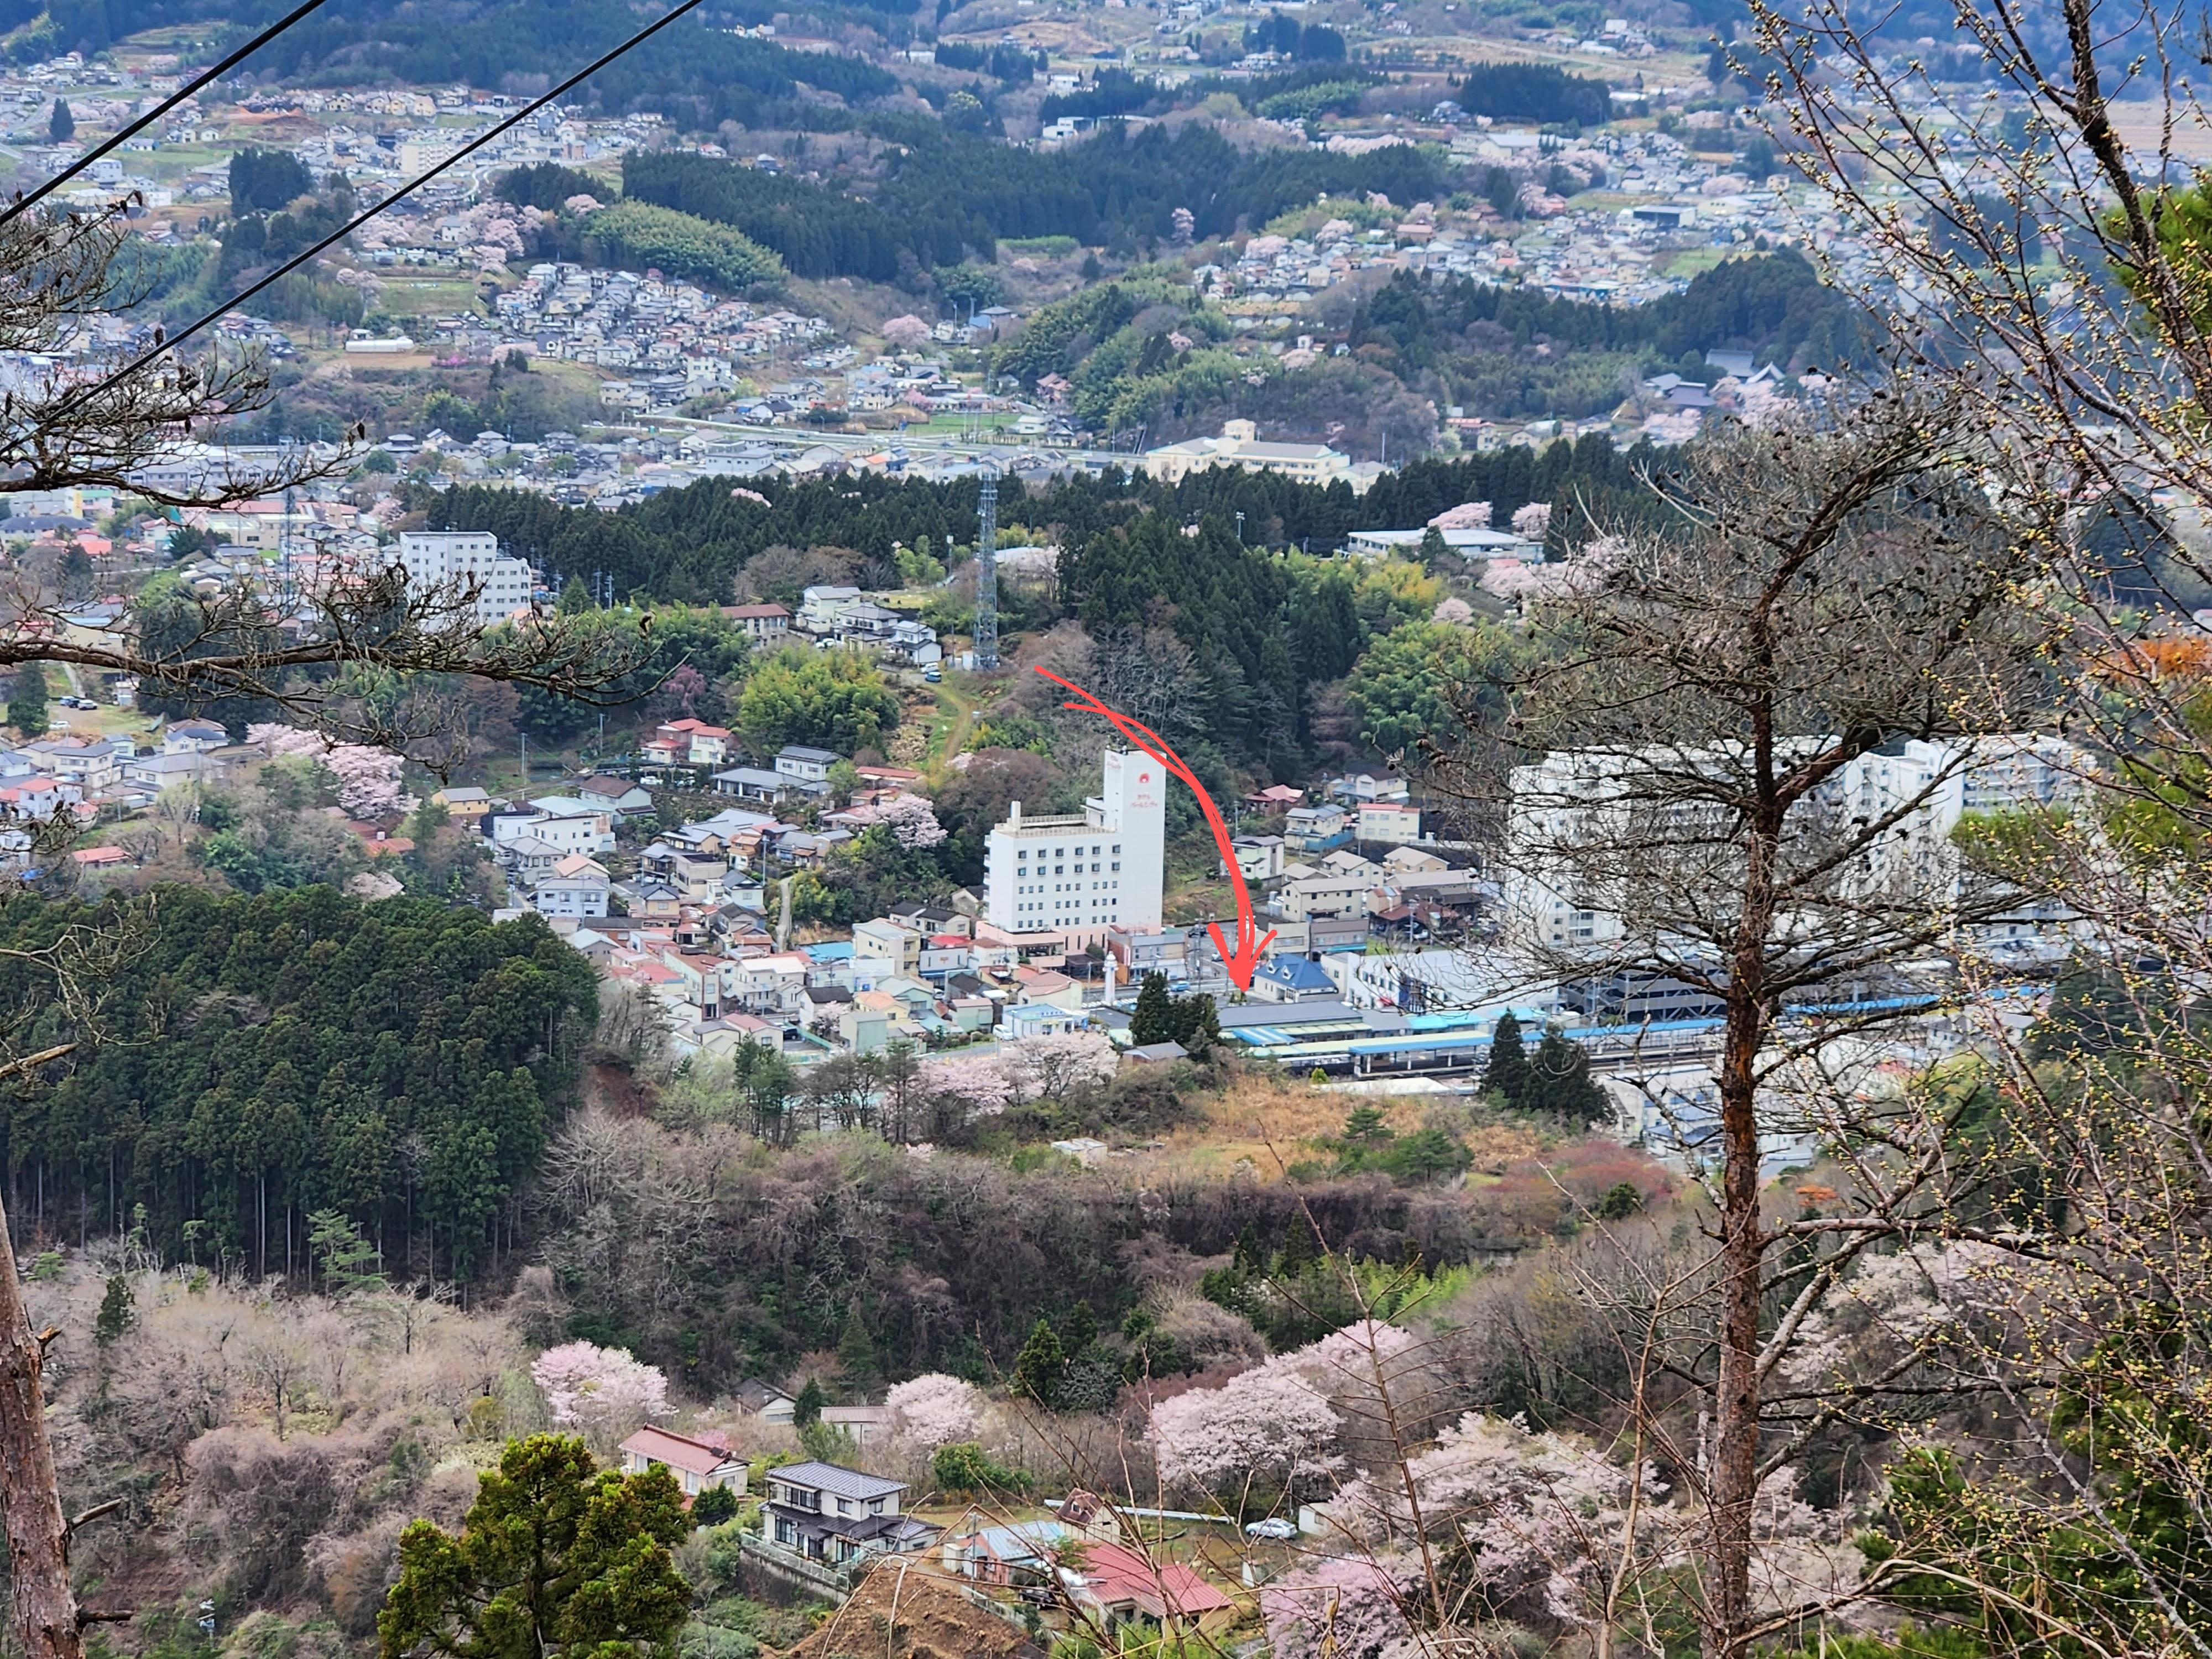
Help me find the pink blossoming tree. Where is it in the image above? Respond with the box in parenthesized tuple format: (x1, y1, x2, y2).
(529, 1339, 670, 1451)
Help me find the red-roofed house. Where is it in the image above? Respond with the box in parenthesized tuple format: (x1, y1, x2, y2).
(71, 846, 128, 867)
(653, 719, 732, 766)
(618, 1426, 747, 1501)
(1064, 1541, 1236, 1635)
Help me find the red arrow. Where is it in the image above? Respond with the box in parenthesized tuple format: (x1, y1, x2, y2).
(1033, 666, 1278, 991)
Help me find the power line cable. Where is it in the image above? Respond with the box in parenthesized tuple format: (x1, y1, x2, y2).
(63, 0, 706, 417)
(3, 0, 339, 229)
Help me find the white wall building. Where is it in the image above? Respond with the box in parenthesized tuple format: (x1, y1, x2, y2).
(397, 530, 534, 628)
(984, 749, 1166, 937)
(1502, 734, 2087, 952)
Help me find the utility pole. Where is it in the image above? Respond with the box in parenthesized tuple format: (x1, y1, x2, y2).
(974, 474, 999, 671)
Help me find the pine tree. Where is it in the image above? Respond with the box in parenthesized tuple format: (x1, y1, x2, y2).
(1342, 1104, 1394, 1145)
(1061, 1300, 1097, 1354)
(792, 1377, 825, 1430)
(1173, 991, 1220, 1053)
(93, 1275, 133, 1347)
(1479, 1011, 1530, 1107)
(48, 99, 72, 142)
(309, 1209, 382, 1295)
(1011, 1318, 1066, 1408)
(1130, 972, 1175, 1045)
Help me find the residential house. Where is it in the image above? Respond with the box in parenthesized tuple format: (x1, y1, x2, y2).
(1272, 867, 1376, 921)
(818, 1404, 891, 1449)
(162, 717, 229, 754)
(1245, 782, 1305, 811)
(122, 750, 220, 795)
(760, 1462, 932, 1565)
(619, 1426, 746, 1500)
(22, 737, 118, 792)
(531, 872, 611, 919)
(1231, 835, 1286, 882)
(797, 585, 862, 634)
(500, 836, 567, 882)
(1358, 802, 1422, 846)
(1248, 953, 1338, 1003)
(1002, 1001, 1086, 1040)
(0, 775, 63, 817)
(853, 917, 923, 979)
(888, 900, 969, 937)
(649, 720, 731, 768)
(1382, 844, 1449, 875)
(732, 1379, 797, 1422)
(942, 1514, 1077, 1587)
(838, 1003, 891, 1054)
(723, 602, 791, 641)
(496, 803, 614, 857)
(775, 745, 840, 790)
(1329, 771, 1410, 806)
(1017, 968, 1084, 1011)
(1284, 804, 1352, 855)
(1062, 1541, 1235, 1635)
(1124, 1040, 1188, 1065)
(1105, 927, 1186, 975)
(728, 951, 809, 1016)
(577, 775, 655, 817)
(713, 765, 791, 803)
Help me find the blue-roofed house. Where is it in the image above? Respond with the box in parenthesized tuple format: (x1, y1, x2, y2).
(1248, 953, 1338, 1004)
(941, 1512, 1077, 1587)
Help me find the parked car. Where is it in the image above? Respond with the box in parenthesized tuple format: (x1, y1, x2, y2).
(1244, 1518, 1298, 1541)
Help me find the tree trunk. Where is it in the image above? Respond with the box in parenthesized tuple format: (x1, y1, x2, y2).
(1707, 818, 1777, 1659)
(0, 1186, 85, 1659)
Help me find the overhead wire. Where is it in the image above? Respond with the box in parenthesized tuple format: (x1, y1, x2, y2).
(3, 0, 339, 228)
(59, 0, 708, 418)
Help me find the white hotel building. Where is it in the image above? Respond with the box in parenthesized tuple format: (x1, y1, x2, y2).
(397, 530, 534, 628)
(984, 750, 1166, 940)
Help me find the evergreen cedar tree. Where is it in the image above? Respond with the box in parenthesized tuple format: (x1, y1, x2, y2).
(791, 1377, 825, 1428)
(8, 661, 47, 738)
(1479, 1013, 1611, 1125)
(378, 1435, 691, 1659)
(688, 1484, 740, 1527)
(1129, 972, 1219, 1051)
(47, 98, 70, 142)
(0, 888, 598, 1281)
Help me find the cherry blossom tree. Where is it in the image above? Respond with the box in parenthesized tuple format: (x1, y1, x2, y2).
(860, 794, 947, 850)
(1510, 503, 1552, 540)
(919, 1053, 1018, 1115)
(1261, 1554, 1419, 1659)
(1003, 1031, 1116, 1104)
(883, 1372, 986, 1452)
(248, 724, 415, 818)
(1149, 1364, 1343, 1500)
(529, 1340, 669, 1450)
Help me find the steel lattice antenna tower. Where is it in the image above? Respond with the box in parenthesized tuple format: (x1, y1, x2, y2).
(974, 476, 999, 670)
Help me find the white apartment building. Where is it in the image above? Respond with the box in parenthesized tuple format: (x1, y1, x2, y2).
(1503, 734, 2088, 952)
(397, 530, 534, 628)
(984, 750, 1166, 937)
